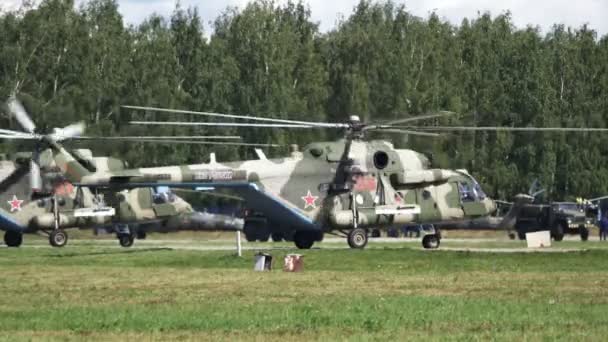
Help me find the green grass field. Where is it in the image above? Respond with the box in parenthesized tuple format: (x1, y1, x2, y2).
(1, 237, 608, 341)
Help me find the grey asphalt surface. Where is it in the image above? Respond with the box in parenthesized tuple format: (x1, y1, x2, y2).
(2, 235, 599, 253)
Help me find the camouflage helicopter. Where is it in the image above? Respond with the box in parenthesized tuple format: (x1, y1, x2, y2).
(117, 105, 608, 249)
(38, 109, 498, 250)
(0, 149, 244, 248)
(0, 98, 270, 248)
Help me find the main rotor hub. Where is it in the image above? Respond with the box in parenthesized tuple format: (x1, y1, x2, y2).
(346, 115, 366, 139)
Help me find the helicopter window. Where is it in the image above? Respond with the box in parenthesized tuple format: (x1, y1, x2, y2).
(473, 182, 487, 200)
(422, 190, 431, 200)
(168, 192, 176, 202)
(373, 151, 389, 169)
(458, 182, 476, 202)
(153, 193, 168, 204)
(153, 191, 176, 204)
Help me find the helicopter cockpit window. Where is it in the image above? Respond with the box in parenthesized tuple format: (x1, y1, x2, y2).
(473, 181, 487, 200)
(458, 182, 476, 202)
(153, 191, 176, 204)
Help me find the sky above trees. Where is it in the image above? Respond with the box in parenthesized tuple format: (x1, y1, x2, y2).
(2, 0, 608, 36)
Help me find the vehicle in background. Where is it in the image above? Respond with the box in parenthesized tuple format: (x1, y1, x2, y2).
(513, 201, 596, 241)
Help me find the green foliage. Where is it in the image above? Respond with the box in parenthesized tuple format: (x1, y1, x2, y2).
(1, 0, 607, 200)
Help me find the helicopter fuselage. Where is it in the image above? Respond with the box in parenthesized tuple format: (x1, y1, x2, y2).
(70, 139, 496, 236)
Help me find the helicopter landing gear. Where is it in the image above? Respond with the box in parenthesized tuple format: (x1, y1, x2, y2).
(118, 234, 135, 247)
(347, 228, 368, 249)
(4, 231, 23, 247)
(294, 231, 316, 249)
(49, 229, 68, 247)
(118, 234, 134, 247)
(422, 234, 440, 249)
(115, 224, 134, 247)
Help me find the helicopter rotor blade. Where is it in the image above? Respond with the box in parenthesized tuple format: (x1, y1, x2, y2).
(406, 126, 608, 132)
(383, 111, 456, 126)
(530, 189, 546, 198)
(72, 135, 242, 141)
(6, 96, 36, 133)
(528, 179, 541, 197)
(49, 122, 86, 141)
(123, 105, 348, 128)
(129, 121, 316, 128)
(97, 138, 282, 148)
(372, 128, 440, 137)
(0, 128, 33, 136)
(0, 134, 37, 139)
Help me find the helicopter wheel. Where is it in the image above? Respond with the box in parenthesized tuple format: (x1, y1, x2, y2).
(347, 228, 368, 249)
(4, 231, 23, 247)
(294, 231, 315, 249)
(422, 234, 440, 249)
(49, 229, 68, 247)
(118, 234, 134, 248)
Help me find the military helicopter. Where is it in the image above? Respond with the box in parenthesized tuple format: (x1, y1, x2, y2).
(37, 108, 497, 250)
(0, 149, 244, 248)
(118, 105, 608, 249)
(0, 97, 272, 248)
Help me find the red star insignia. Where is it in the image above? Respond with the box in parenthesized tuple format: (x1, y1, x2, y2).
(301, 190, 319, 209)
(8, 195, 24, 212)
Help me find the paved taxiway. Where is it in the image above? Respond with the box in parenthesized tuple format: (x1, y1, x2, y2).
(3, 236, 596, 253)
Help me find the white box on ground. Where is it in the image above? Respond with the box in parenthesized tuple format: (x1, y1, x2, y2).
(526, 230, 551, 248)
(254, 253, 272, 271)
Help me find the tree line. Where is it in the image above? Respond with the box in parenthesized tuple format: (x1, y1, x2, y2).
(1, 0, 607, 201)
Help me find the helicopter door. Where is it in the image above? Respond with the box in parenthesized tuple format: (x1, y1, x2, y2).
(417, 187, 440, 221)
(151, 187, 178, 218)
(459, 181, 486, 217)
